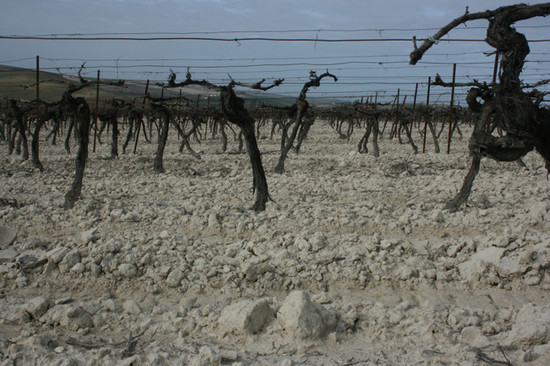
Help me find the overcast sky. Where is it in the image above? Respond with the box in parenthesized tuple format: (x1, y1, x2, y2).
(1, 0, 549, 103)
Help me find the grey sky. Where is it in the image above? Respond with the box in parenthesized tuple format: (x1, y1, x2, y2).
(1, 0, 549, 103)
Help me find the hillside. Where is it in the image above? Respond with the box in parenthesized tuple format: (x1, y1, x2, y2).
(0, 65, 304, 107)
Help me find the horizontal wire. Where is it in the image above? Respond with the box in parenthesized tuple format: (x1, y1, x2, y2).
(0, 35, 496, 42)
(18, 24, 550, 37)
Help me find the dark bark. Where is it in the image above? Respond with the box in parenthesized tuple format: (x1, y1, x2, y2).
(274, 71, 337, 173)
(173, 119, 201, 159)
(166, 70, 282, 211)
(8, 101, 29, 160)
(411, 3, 550, 210)
(122, 117, 134, 154)
(59, 65, 120, 209)
(111, 116, 119, 158)
(46, 118, 61, 145)
(153, 105, 171, 173)
(64, 119, 74, 154)
(64, 97, 90, 210)
(31, 116, 46, 171)
(219, 87, 270, 211)
(295, 114, 315, 154)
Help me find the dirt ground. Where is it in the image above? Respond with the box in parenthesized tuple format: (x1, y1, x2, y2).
(1, 120, 549, 365)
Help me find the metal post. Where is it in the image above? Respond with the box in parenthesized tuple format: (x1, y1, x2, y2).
(93, 70, 100, 153)
(35, 56, 40, 157)
(391, 88, 400, 138)
(410, 82, 418, 135)
(422, 77, 431, 154)
(447, 63, 456, 154)
(486, 53, 499, 133)
(133, 79, 149, 154)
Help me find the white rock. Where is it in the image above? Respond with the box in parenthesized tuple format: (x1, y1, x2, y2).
(42, 304, 93, 331)
(166, 268, 185, 287)
(529, 201, 549, 223)
(278, 360, 294, 366)
(102, 299, 121, 312)
(309, 233, 326, 252)
(122, 211, 140, 222)
(0, 225, 17, 249)
(277, 290, 338, 340)
(46, 247, 69, 264)
(218, 298, 274, 335)
(295, 237, 312, 251)
(79, 228, 98, 244)
(208, 214, 221, 229)
(58, 250, 81, 273)
(243, 261, 273, 282)
(188, 346, 221, 366)
(505, 322, 549, 347)
(431, 210, 445, 223)
(71, 263, 86, 273)
(123, 300, 142, 315)
(495, 256, 527, 278)
(110, 209, 123, 218)
(503, 304, 550, 347)
(397, 266, 415, 281)
(159, 230, 171, 239)
(118, 263, 138, 278)
(459, 247, 506, 283)
(25, 296, 53, 319)
(476, 247, 505, 265)
(461, 326, 490, 347)
(0, 248, 18, 264)
(458, 259, 484, 282)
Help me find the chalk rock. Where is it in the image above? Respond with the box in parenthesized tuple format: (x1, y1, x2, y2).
(494, 255, 528, 278)
(295, 237, 311, 251)
(0, 248, 18, 264)
(187, 346, 221, 366)
(58, 250, 81, 273)
(110, 209, 123, 218)
(123, 300, 142, 315)
(25, 296, 54, 319)
(0, 226, 17, 249)
(529, 201, 549, 224)
(242, 261, 273, 282)
(430, 210, 445, 223)
(42, 304, 93, 331)
(218, 298, 274, 335)
(461, 326, 490, 347)
(309, 233, 327, 252)
(166, 268, 185, 288)
(503, 304, 550, 347)
(476, 247, 505, 265)
(505, 323, 549, 347)
(524, 344, 550, 365)
(46, 247, 69, 264)
(277, 290, 338, 340)
(458, 247, 506, 282)
(118, 263, 138, 278)
(79, 228, 98, 244)
(208, 214, 221, 229)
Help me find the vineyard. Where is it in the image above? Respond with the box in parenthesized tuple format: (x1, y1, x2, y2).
(1, 3, 550, 366)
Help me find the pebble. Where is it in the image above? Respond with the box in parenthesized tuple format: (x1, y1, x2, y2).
(123, 300, 142, 315)
(118, 263, 138, 278)
(218, 298, 274, 334)
(277, 290, 338, 340)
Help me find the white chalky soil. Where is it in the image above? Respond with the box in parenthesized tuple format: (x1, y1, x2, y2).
(1, 121, 549, 365)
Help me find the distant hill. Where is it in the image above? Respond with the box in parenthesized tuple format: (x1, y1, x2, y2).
(0, 65, 341, 108)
